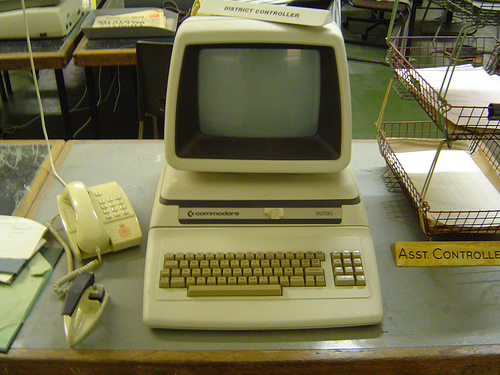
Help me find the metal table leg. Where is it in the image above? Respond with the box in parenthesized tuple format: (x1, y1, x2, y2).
(54, 69, 73, 140)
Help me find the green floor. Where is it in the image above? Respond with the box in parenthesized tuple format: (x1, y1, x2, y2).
(346, 43, 429, 139)
(0, 2, 496, 140)
(0, 43, 426, 140)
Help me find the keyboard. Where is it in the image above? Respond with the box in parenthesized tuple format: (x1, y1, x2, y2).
(159, 250, 366, 297)
(143, 226, 383, 329)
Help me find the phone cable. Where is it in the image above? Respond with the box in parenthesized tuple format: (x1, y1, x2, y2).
(46, 216, 103, 297)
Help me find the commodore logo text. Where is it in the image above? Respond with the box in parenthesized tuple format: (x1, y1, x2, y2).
(187, 210, 240, 218)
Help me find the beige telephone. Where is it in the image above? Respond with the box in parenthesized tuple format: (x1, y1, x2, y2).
(57, 181, 142, 261)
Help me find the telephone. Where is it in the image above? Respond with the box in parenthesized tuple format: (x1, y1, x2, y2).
(57, 181, 142, 261)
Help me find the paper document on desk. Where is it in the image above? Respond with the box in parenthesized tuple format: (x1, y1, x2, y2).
(468, 0, 500, 10)
(93, 9, 174, 30)
(0, 215, 47, 284)
(407, 64, 500, 133)
(416, 65, 500, 108)
(82, 8, 178, 38)
(395, 148, 500, 228)
(0, 246, 63, 353)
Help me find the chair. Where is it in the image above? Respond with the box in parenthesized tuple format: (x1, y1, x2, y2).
(342, 0, 410, 41)
(136, 41, 173, 139)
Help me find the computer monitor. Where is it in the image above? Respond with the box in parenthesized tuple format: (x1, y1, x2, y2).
(165, 16, 352, 174)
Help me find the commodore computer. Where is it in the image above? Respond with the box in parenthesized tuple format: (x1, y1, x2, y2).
(0, 0, 82, 39)
(143, 15, 383, 329)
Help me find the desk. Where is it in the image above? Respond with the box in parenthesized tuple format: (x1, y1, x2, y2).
(0, 140, 65, 218)
(0, 18, 85, 140)
(73, 35, 173, 138)
(1, 140, 500, 374)
(72, 0, 173, 67)
(72, 0, 174, 137)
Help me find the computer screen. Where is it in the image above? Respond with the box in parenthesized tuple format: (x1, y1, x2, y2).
(165, 16, 352, 173)
(198, 47, 320, 138)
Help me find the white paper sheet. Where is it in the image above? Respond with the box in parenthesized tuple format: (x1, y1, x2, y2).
(396, 149, 500, 227)
(0, 216, 47, 260)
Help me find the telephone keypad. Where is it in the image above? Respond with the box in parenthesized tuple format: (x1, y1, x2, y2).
(93, 191, 133, 222)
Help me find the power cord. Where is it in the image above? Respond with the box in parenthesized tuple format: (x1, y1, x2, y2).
(20, 0, 103, 296)
(73, 65, 121, 138)
(21, 0, 66, 187)
(1, 64, 122, 139)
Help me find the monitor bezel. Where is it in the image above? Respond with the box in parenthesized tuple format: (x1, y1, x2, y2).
(165, 17, 352, 173)
(175, 43, 342, 162)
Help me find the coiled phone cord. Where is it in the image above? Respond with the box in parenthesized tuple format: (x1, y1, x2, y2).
(47, 216, 102, 297)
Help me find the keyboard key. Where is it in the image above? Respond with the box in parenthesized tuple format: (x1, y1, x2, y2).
(164, 260, 178, 269)
(315, 251, 325, 261)
(159, 277, 169, 288)
(335, 275, 355, 286)
(269, 276, 279, 284)
(279, 276, 290, 287)
(293, 268, 303, 276)
(305, 276, 315, 286)
(170, 277, 185, 288)
(316, 275, 326, 286)
(304, 267, 324, 276)
(356, 275, 367, 286)
(289, 276, 305, 287)
(344, 267, 354, 275)
(187, 284, 282, 297)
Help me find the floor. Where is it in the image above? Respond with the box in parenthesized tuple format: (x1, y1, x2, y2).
(0, 2, 496, 141)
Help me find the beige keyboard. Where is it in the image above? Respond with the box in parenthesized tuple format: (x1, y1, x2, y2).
(158, 250, 367, 297)
(144, 227, 383, 329)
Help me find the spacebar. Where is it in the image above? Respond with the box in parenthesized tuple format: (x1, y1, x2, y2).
(187, 284, 282, 297)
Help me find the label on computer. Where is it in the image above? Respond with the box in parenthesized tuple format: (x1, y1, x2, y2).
(196, 0, 333, 27)
(178, 206, 341, 224)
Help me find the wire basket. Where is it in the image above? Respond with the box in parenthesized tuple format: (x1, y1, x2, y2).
(388, 35, 500, 140)
(431, 0, 500, 27)
(377, 120, 500, 238)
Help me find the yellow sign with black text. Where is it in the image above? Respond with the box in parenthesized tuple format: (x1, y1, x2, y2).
(391, 241, 500, 266)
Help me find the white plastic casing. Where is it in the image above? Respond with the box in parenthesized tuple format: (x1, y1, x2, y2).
(164, 16, 352, 174)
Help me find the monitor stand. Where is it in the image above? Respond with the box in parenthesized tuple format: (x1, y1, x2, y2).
(143, 163, 383, 329)
(150, 163, 369, 228)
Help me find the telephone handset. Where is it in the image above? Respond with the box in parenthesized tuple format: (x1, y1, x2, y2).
(57, 181, 142, 261)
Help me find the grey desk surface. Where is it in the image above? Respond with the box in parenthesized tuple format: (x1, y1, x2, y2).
(12, 140, 500, 352)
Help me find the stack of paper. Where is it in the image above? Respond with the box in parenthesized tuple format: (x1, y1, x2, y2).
(395, 148, 500, 228)
(0, 216, 64, 353)
(415, 65, 500, 133)
(93, 9, 171, 29)
(0, 216, 47, 284)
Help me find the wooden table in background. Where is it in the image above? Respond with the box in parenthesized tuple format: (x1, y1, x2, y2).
(0, 18, 85, 139)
